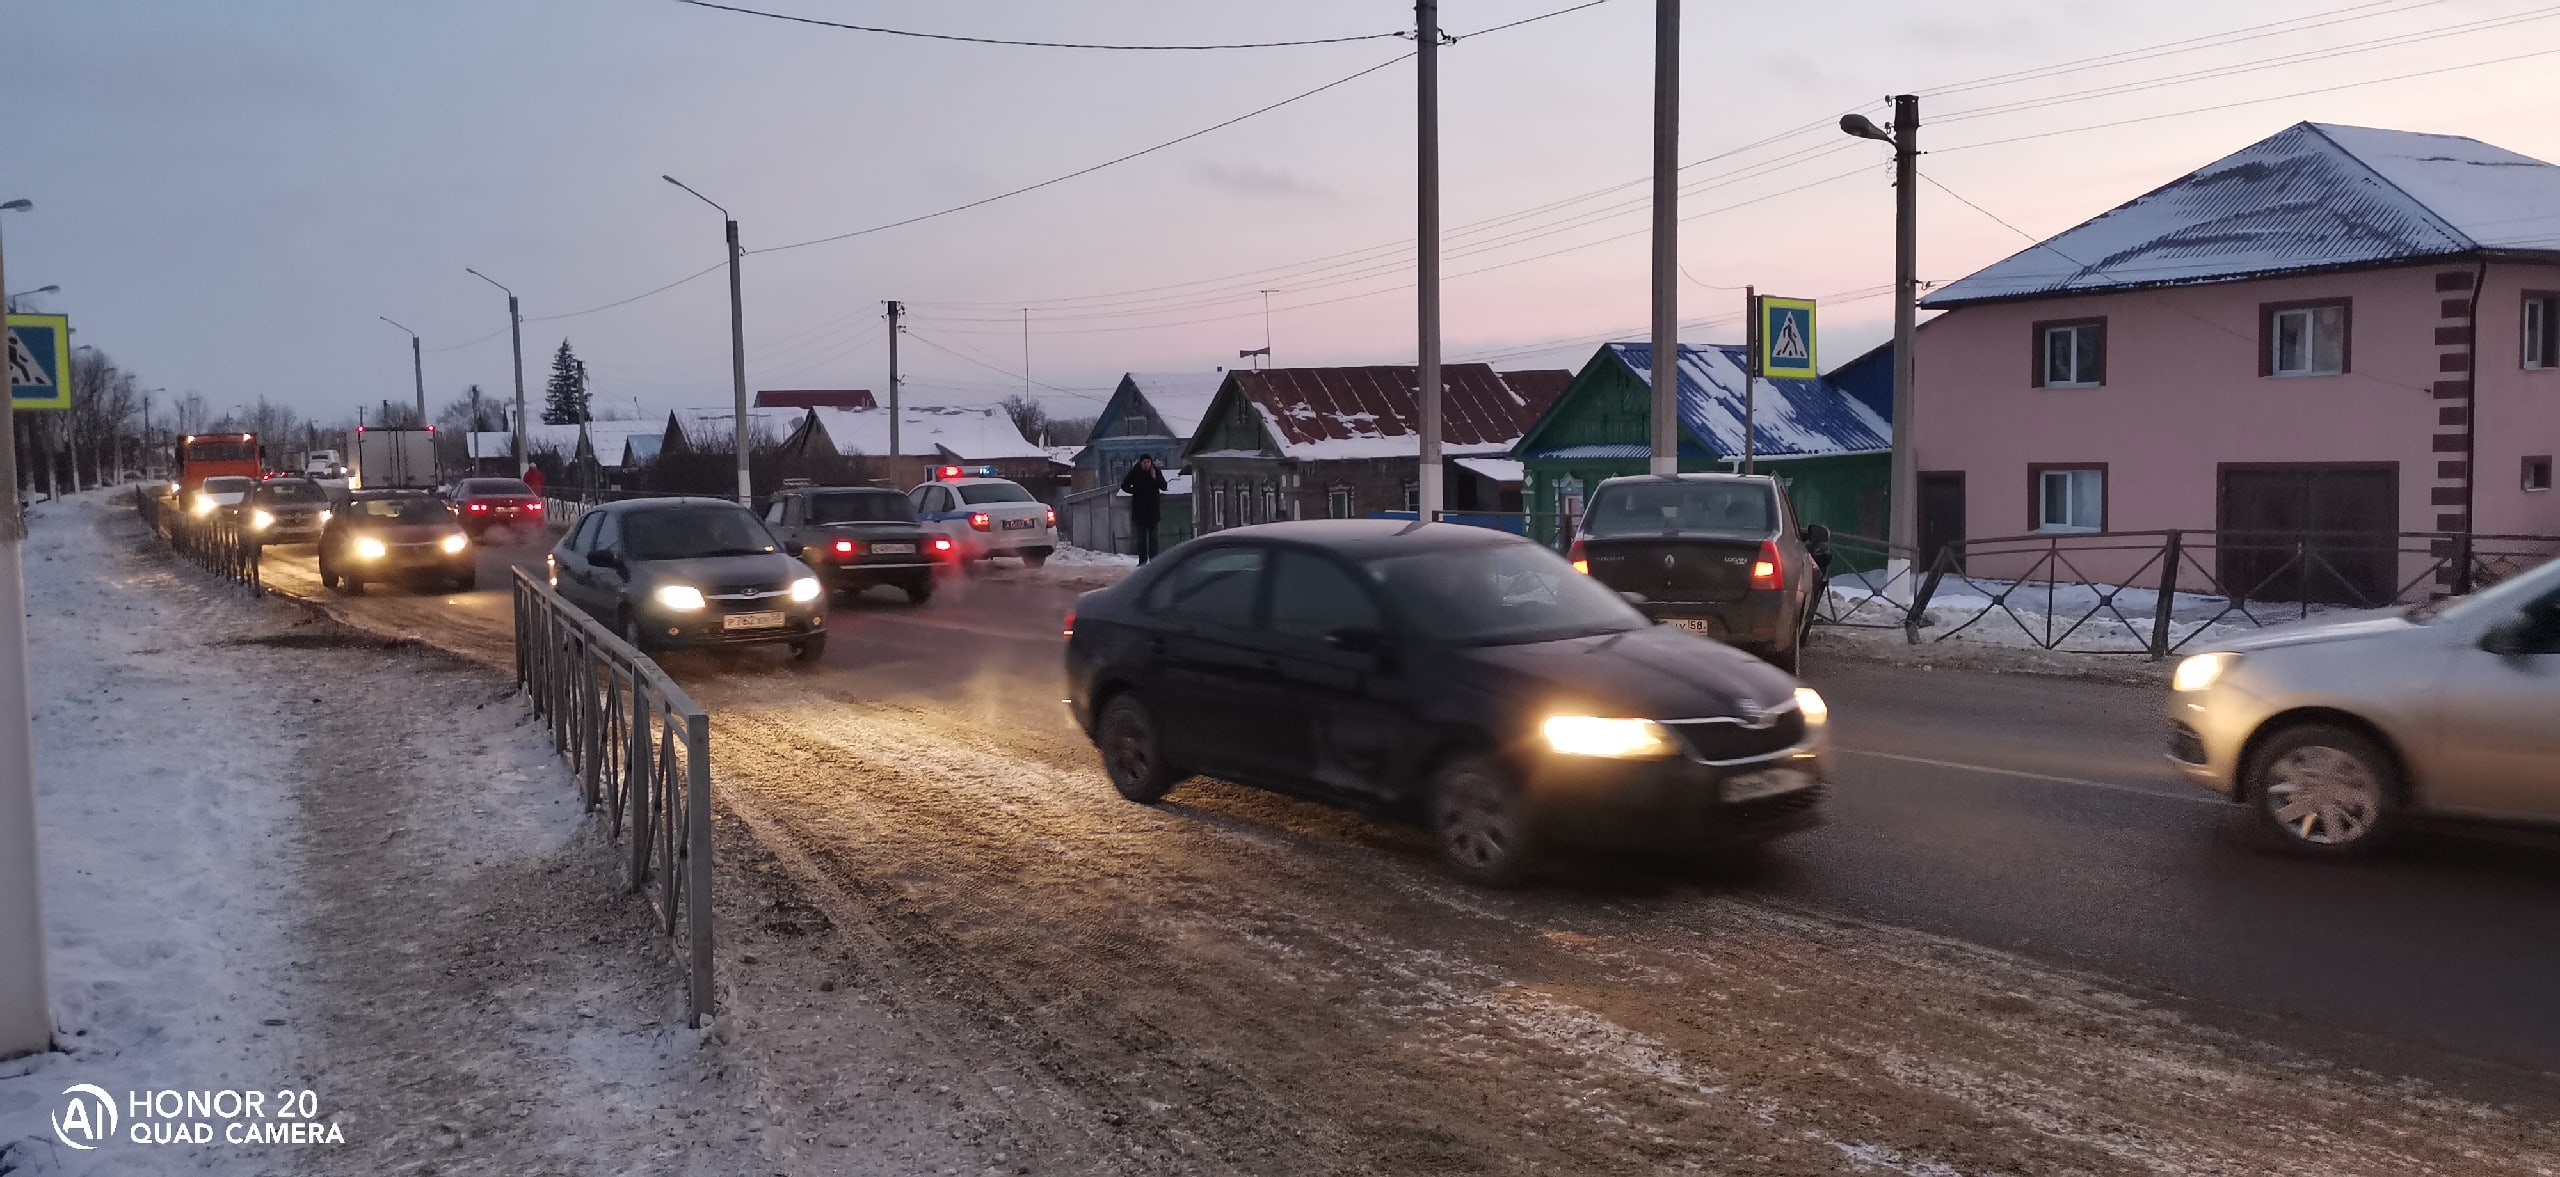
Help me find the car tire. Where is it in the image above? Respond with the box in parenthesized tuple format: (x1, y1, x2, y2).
(904, 581, 934, 606)
(791, 635, 827, 664)
(1768, 640, 1801, 676)
(1023, 552, 1049, 569)
(319, 557, 339, 591)
(451, 570, 476, 593)
(2244, 722, 2399, 856)
(1097, 693, 1181, 803)
(1430, 754, 1541, 888)
(341, 570, 364, 596)
(619, 611, 653, 656)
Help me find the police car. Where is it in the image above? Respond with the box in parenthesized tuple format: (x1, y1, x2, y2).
(909, 466, 1057, 568)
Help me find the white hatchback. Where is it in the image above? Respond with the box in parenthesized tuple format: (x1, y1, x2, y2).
(910, 472, 1057, 567)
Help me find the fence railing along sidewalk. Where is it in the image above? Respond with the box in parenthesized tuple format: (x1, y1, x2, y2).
(136, 487, 262, 590)
(510, 567, 714, 1026)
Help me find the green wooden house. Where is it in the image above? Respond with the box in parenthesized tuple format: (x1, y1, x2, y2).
(1515, 343, 1892, 555)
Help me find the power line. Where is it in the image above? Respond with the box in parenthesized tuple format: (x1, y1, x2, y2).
(1915, 0, 2435, 98)
(674, 0, 1411, 50)
(525, 261, 731, 325)
(901, 331, 1112, 401)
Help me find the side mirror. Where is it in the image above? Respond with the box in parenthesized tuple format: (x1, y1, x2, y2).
(784, 540, 805, 558)
(1801, 523, 1833, 548)
(1325, 626, 1388, 655)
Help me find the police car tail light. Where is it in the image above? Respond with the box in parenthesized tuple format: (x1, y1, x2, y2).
(1567, 540, 1588, 575)
(968, 512, 991, 532)
(1750, 541, 1783, 591)
(1044, 506, 1057, 527)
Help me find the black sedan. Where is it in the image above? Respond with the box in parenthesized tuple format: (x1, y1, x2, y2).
(764, 486, 941, 605)
(318, 490, 475, 594)
(547, 497, 828, 661)
(1065, 520, 1829, 886)
(243, 476, 330, 545)
(448, 477, 547, 541)
(1568, 474, 1832, 673)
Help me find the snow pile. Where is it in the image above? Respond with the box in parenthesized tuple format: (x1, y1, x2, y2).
(1043, 544, 1139, 569)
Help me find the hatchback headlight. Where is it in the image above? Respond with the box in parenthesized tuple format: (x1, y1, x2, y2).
(655, 584, 707, 612)
(789, 576, 822, 604)
(354, 537, 388, 560)
(2174, 652, 2240, 693)
(251, 509, 275, 530)
(1794, 687, 1828, 725)
(1542, 715, 1678, 759)
(319, 509, 332, 524)
(191, 496, 216, 516)
(440, 533, 468, 554)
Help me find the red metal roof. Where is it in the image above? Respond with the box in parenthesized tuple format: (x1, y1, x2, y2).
(1497, 369, 1572, 417)
(755, 389, 877, 409)
(1227, 364, 1541, 455)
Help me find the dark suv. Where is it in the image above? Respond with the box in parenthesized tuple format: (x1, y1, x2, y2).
(1568, 474, 1831, 673)
(763, 486, 939, 605)
(548, 497, 828, 661)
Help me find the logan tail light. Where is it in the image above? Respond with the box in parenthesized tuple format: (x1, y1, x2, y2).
(833, 538, 856, 556)
(1062, 608, 1075, 639)
(932, 537, 954, 553)
(968, 512, 991, 532)
(1750, 540, 1783, 591)
(1567, 540, 1588, 575)
(1044, 506, 1057, 527)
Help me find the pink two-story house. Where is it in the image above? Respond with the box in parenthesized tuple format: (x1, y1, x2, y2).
(1915, 122, 2560, 602)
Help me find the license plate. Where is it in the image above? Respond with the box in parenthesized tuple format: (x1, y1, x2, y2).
(1001, 517, 1037, 530)
(1668, 617, 1723, 637)
(1724, 766, 1814, 803)
(722, 611, 786, 632)
(871, 543, 916, 555)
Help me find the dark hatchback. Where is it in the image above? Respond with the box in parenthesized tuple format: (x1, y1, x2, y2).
(764, 486, 940, 605)
(244, 477, 330, 545)
(318, 490, 475, 594)
(548, 497, 828, 661)
(1065, 520, 1829, 886)
(1568, 474, 1831, 673)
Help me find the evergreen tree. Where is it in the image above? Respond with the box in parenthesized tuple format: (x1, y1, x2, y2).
(541, 339, 590, 424)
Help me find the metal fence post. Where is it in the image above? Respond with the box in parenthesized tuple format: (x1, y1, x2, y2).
(686, 711, 714, 1028)
(2149, 531, 2183, 661)
(1905, 549, 1949, 644)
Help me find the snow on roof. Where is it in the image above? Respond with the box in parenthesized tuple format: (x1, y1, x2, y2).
(804, 404, 1045, 460)
(1217, 364, 1540, 461)
(673, 407, 793, 448)
(1456, 457, 1526, 484)
(467, 426, 582, 459)
(579, 421, 662, 469)
(1928, 122, 2560, 308)
(1497, 370, 1573, 417)
(1593, 343, 1890, 460)
(1121, 372, 1228, 440)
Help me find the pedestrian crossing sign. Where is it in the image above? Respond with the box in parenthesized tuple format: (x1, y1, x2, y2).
(1755, 297, 1817, 380)
(7, 313, 70, 411)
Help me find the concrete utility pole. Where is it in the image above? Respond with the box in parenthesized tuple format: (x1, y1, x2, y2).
(662, 176, 752, 506)
(1648, 0, 1681, 477)
(1842, 95, 1921, 597)
(1415, 0, 1445, 522)
(1742, 286, 1757, 476)
(379, 317, 423, 425)
(0, 196, 53, 1061)
(884, 301, 904, 462)
(466, 268, 527, 473)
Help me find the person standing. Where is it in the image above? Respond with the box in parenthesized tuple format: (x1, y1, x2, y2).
(1120, 453, 1168, 564)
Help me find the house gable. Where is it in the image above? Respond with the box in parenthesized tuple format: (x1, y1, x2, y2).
(1182, 378, 1280, 459)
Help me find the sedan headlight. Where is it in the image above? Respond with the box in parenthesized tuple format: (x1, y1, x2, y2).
(1542, 715, 1678, 760)
(354, 536, 388, 560)
(2174, 652, 2241, 693)
(250, 509, 275, 531)
(440, 532, 468, 554)
(654, 584, 707, 612)
(319, 509, 332, 524)
(1794, 687, 1828, 726)
(191, 496, 216, 516)
(788, 576, 822, 604)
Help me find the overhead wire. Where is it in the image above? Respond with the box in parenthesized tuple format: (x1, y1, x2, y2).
(672, 0, 1413, 50)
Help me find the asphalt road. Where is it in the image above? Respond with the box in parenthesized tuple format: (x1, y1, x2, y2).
(256, 535, 2560, 1109)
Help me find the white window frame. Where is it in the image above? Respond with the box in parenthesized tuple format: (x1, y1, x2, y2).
(2526, 295, 2559, 370)
(1402, 479, 1420, 514)
(2040, 322, 2103, 388)
(1327, 486, 1352, 519)
(2035, 468, 2105, 534)
(2268, 304, 2347, 377)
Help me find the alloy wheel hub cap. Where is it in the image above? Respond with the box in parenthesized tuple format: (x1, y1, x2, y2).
(2266, 746, 2381, 845)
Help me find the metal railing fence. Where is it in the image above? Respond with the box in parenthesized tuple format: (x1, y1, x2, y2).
(140, 488, 262, 589)
(511, 567, 714, 1026)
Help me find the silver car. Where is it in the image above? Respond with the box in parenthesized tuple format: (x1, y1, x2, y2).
(2167, 555, 2560, 853)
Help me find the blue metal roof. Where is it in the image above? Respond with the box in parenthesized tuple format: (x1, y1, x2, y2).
(1598, 343, 1891, 460)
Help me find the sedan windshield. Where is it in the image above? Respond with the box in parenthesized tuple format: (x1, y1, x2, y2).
(624, 506, 778, 560)
(252, 480, 327, 503)
(348, 497, 453, 523)
(2415, 555, 2560, 625)
(1582, 480, 1774, 537)
(807, 491, 915, 524)
(957, 482, 1034, 505)
(1370, 543, 1648, 645)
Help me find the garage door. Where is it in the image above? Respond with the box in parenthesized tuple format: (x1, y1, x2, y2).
(2217, 465, 2398, 606)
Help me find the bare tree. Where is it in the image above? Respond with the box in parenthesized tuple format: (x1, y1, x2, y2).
(999, 393, 1048, 443)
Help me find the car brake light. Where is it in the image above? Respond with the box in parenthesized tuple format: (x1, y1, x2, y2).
(932, 537, 953, 552)
(1751, 540, 1783, 591)
(968, 512, 990, 531)
(467, 502, 489, 512)
(1045, 506, 1057, 527)
(833, 539, 856, 555)
(1062, 608, 1075, 639)
(1567, 540, 1588, 575)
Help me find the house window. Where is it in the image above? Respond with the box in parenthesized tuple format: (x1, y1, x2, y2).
(1327, 486, 1352, 519)
(2528, 455, 2554, 493)
(2035, 320, 2105, 388)
(2264, 301, 2349, 376)
(1402, 480, 1420, 514)
(2033, 466, 2105, 533)
(2527, 294, 2560, 369)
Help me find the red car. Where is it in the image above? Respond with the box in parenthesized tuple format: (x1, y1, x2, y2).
(447, 477, 546, 542)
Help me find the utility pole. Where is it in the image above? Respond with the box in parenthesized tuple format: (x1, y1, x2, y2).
(466, 269, 527, 473)
(0, 197, 51, 1061)
(723, 215, 749, 506)
(1648, 0, 1681, 477)
(1415, 0, 1445, 522)
(1742, 285, 1757, 476)
(1843, 95, 1920, 600)
(885, 300, 904, 462)
(379, 317, 424, 426)
(1021, 308, 1030, 399)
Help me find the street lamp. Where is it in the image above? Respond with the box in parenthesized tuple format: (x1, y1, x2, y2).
(5, 285, 56, 312)
(664, 175, 752, 507)
(378, 316, 425, 426)
(0, 195, 47, 1061)
(1842, 97, 1921, 603)
(464, 268, 527, 474)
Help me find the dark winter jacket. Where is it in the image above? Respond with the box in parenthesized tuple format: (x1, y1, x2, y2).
(1120, 464, 1168, 524)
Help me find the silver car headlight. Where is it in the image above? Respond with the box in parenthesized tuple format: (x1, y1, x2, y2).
(1793, 687, 1828, 725)
(251, 509, 275, 530)
(789, 576, 822, 604)
(2173, 652, 2241, 693)
(1542, 715, 1678, 760)
(655, 584, 707, 612)
(440, 533, 468, 554)
(354, 536, 388, 560)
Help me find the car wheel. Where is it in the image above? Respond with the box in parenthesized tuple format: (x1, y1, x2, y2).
(450, 570, 476, 593)
(903, 581, 934, 606)
(341, 570, 364, 596)
(2246, 723, 2398, 855)
(1022, 552, 1049, 569)
(1097, 693, 1180, 803)
(619, 611, 653, 656)
(790, 635, 827, 665)
(319, 557, 339, 591)
(1431, 754, 1541, 888)
(1767, 640, 1801, 676)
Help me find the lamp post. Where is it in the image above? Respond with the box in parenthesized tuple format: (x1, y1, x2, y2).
(378, 317, 424, 426)
(1648, 0, 1681, 477)
(465, 268, 527, 474)
(1415, 1, 1444, 522)
(5, 284, 55, 312)
(1842, 96, 1920, 601)
(663, 175, 752, 507)
(0, 196, 51, 1060)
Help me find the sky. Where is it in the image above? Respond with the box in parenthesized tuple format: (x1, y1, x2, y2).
(7, 0, 2558, 427)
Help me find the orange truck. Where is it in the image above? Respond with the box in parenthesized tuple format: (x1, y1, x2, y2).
(170, 432, 261, 497)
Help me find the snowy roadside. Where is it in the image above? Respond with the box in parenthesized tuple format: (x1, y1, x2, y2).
(0, 496, 767, 1175)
